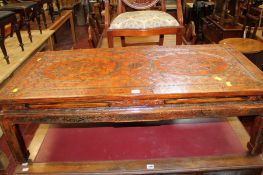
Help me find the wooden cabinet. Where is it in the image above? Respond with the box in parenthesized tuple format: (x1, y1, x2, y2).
(202, 15, 243, 43)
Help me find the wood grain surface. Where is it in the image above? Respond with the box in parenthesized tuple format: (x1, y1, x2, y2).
(0, 44, 263, 105)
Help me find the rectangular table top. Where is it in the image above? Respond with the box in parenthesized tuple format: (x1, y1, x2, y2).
(1, 45, 263, 104)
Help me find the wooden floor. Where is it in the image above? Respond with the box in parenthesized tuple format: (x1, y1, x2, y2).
(0, 30, 54, 84)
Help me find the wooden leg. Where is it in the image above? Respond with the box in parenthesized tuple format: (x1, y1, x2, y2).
(159, 34, 164, 46)
(107, 31, 114, 48)
(48, 36, 54, 50)
(24, 13, 32, 42)
(34, 5, 42, 34)
(0, 27, 9, 64)
(0, 119, 29, 163)
(55, 0, 61, 16)
(247, 116, 263, 155)
(121, 36, 125, 47)
(41, 5, 48, 28)
(13, 19, 24, 51)
(69, 13, 76, 45)
(48, 0, 55, 22)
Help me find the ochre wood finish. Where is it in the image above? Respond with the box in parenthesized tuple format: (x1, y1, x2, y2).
(0, 45, 263, 173)
(219, 38, 263, 54)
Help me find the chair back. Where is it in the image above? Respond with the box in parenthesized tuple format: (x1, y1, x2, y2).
(120, 0, 162, 10)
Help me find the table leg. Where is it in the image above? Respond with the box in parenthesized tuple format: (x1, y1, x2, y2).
(69, 13, 76, 45)
(34, 5, 42, 34)
(48, 36, 54, 50)
(24, 13, 33, 42)
(0, 28, 9, 64)
(13, 18, 24, 51)
(0, 119, 29, 163)
(48, 0, 55, 22)
(247, 116, 263, 155)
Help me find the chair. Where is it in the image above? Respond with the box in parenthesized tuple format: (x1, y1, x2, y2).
(105, 0, 184, 48)
(0, 0, 42, 42)
(0, 11, 24, 64)
(182, 20, 197, 45)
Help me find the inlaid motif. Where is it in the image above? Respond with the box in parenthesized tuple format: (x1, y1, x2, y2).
(154, 53, 228, 76)
(44, 57, 117, 81)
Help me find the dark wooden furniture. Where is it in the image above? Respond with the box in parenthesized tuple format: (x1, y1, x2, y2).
(212, 0, 239, 25)
(23, 0, 56, 28)
(202, 15, 243, 43)
(105, 0, 184, 48)
(0, 0, 42, 42)
(0, 11, 24, 64)
(0, 45, 263, 174)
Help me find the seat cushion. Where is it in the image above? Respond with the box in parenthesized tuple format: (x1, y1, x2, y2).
(109, 10, 179, 30)
(0, 11, 14, 20)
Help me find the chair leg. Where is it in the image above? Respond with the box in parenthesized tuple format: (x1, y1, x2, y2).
(159, 34, 164, 45)
(41, 5, 48, 28)
(55, 0, 61, 16)
(107, 31, 114, 48)
(48, 0, 55, 22)
(24, 13, 33, 42)
(34, 5, 42, 34)
(13, 21, 24, 51)
(0, 30, 9, 64)
(121, 36, 125, 47)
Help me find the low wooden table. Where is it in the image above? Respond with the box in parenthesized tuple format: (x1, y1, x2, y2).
(219, 38, 263, 54)
(0, 45, 263, 174)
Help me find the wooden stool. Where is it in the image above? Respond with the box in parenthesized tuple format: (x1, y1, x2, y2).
(219, 38, 263, 54)
(0, 11, 24, 64)
(0, 1, 42, 42)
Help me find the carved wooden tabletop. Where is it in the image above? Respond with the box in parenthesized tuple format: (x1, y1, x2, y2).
(0, 45, 263, 104)
(219, 38, 263, 54)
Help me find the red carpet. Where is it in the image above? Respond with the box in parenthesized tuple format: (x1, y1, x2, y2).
(35, 119, 245, 162)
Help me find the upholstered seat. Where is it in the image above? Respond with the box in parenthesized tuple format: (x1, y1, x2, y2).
(109, 10, 179, 30)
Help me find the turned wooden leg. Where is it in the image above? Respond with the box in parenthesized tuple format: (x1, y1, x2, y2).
(0, 27, 9, 64)
(121, 36, 126, 47)
(0, 119, 29, 163)
(107, 31, 114, 48)
(13, 19, 24, 51)
(55, 0, 61, 16)
(34, 5, 42, 34)
(48, 0, 55, 22)
(41, 5, 47, 28)
(159, 34, 164, 46)
(24, 13, 32, 42)
(247, 116, 263, 155)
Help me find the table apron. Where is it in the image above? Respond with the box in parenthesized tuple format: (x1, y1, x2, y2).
(2, 101, 263, 124)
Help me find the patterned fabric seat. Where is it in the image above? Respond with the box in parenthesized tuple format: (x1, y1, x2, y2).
(109, 10, 179, 30)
